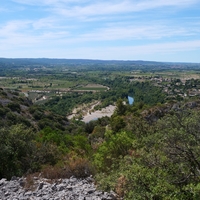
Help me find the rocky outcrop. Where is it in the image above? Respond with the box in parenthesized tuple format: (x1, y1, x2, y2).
(142, 100, 200, 123)
(0, 176, 118, 200)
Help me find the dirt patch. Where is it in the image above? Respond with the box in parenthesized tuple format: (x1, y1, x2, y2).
(67, 102, 116, 123)
(81, 105, 116, 123)
(85, 84, 107, 88)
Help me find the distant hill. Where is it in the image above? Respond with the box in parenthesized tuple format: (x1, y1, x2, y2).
(1, 58, 200, 71)
(0, 58, 165, 65)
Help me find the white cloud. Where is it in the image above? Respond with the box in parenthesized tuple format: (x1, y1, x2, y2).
(0, 20, 69, 53)
(51, 0, 198, 19)
(12, 0, 199, 19)
(78, 25, 191, 41)
(0, 20, 31, 37)
(32, 17, 57, 30)
(12, 0, 88, 6)
(129, 40, 200, 54)
(55, 40, 200, 60)
(2, 0, 199, 62)
(1, 36, 200, 61)
(0, 17, 199, 48)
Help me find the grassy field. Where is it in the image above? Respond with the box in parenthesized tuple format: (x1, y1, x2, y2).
(75, 84, 108, 91)
(1, 69, 200, 104)
(128, 70, 200, 80)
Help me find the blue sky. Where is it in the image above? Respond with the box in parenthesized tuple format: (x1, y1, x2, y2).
(1, 0, 200, 62)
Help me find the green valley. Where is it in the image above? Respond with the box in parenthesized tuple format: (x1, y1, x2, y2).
(1, 59, 200, 199)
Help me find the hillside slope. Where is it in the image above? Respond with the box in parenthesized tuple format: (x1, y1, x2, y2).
(0, 88, 68, 130)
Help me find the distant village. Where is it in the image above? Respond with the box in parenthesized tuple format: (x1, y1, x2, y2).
(130, 74, 200, 101)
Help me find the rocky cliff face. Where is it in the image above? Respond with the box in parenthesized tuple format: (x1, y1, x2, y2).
(0, 176, 118, 200)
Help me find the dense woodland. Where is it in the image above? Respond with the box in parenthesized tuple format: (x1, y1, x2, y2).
(1, 59, 200, 199)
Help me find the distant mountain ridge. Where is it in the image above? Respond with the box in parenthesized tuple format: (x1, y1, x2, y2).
(0, 57, 198, 66)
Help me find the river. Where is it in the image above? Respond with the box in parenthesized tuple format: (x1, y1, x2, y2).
(128, 96, 134, 105)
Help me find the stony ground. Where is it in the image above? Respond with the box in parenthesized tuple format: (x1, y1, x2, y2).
(82, 105, 116, 123)
(0, 176, 118, 200)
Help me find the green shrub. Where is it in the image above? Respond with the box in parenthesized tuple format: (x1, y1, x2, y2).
(7, 102, 20, 112)
(0, 108, 7, 117)
(0, 124, 36, 179)
(93, 131, 133, 172)
(33, 110, 43, 120)
(6, 111, 17, 121)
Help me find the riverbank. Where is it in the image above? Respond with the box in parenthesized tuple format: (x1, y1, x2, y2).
(82, 105, 116, 123)
(67, 102, 116, 123)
